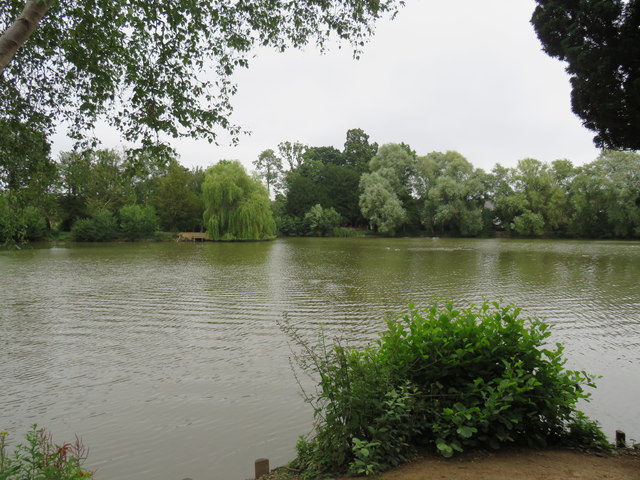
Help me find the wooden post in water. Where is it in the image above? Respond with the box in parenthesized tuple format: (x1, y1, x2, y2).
(616, 430, 626, 448)
(255, 458, 269, 479)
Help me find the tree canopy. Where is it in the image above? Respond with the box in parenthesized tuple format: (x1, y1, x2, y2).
(202, 160, 275, 241)
(0, 0, 402, 146)
(532, 0, 640, 150)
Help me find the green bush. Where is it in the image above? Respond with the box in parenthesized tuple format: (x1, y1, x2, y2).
(286, 300, 608, 478)
(304, 204, 342, 236)
(118, 204, 159, 240)
(72, 208, 118, 242)
(0, 196, 48, 245)
(0, 426, 93, 480)
(275, 214, 307, 236)
(22, 206, 48, 241)
(511, 210, 545, 236)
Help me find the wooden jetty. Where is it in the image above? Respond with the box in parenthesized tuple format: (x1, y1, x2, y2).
(176, 232, 210, 242)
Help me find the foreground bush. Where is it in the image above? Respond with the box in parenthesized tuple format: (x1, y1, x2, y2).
(0, 426, 93, 480)
(286, 300, 609, 478)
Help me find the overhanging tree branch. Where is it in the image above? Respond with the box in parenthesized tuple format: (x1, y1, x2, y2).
(0, 0, 51, 75)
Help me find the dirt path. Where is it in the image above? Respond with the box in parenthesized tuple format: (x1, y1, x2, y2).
(373, 448, 640, 480)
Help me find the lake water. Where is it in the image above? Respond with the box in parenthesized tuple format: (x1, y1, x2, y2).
(1, 238, 639, 479)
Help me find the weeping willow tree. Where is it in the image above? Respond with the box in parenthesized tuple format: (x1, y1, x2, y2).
(202, 160, 276, 241)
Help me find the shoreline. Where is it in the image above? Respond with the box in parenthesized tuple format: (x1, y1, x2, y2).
(260, 447, 640, 480)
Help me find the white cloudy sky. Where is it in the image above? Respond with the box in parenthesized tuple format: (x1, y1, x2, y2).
(52, 0, 602, 172)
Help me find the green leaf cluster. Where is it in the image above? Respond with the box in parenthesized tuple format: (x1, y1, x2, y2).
(288, 300, 608, 477)
(531, 0, 640, 150)
(0, 193, 48, 246)
(118, 205, 159, 240)
(71, 205, 159, 241)
(71, 208, 119, 242)
(304, 204, 342, 237)
(1, 1, 402, 147)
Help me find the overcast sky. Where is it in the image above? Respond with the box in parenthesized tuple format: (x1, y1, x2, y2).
(52, 0, 602, 173)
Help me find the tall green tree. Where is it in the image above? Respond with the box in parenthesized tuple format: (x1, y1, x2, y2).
(57, 149, 136, 228)
(202, 160, 275, 241)
(491, 158, 574, 236)
(359, 171, 406, 235)
(343, 128, 378, 172)
(1, 1, 402, 148)
(278, 141, 307, 171)
(531, 0, 640, 149)
(418, 151, 488, 236)
(254, 149, 283, 197)
(303, 146, 345, 166)
(568, 151, 640, 238)
(0, 118, 58, 229)
(150, 162, 204, 232)
(359, 143, 419, 234)
(0, 119, 54, 191)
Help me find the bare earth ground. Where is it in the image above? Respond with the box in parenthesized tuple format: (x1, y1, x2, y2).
(359, 449, 640, 480)
(264, 448, 640, 480)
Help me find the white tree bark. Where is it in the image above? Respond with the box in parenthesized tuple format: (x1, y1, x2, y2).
(0, 0, 51, 75)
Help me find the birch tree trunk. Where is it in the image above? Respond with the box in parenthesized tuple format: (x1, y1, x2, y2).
(0, 0, 51, 75)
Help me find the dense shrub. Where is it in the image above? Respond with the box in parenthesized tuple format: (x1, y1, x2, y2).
(286, 300, 608, 478)
(0, 195, 48, 245)
(72, 208, 118, 242)
(511, 210, 545, 236)
(304, 204, 342, 236)
(22, 206, 48, 241)
(0, 425, 93, 479)
(276, 214, 307, 237)
(119, 204, 159, 240)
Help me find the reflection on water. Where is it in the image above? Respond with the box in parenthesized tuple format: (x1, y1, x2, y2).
(1, 238, 639, 480)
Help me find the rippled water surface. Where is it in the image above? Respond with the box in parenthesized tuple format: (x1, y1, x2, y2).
(1, 238, 639, 479)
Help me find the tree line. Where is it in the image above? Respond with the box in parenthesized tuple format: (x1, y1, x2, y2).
(257, 129, 640, 239)
(1, 127, 639, 244)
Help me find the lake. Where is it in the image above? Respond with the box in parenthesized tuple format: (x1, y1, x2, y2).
(1, 238, 638, 479)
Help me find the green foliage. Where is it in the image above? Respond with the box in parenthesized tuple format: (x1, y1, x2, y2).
(0, 120, 56, 194)
(0, 426, 93, 480)
(418, 151, 489, 236)
(149, 163, 204, 232)
(304, 204, 342, 236)
(71, 209, 118, 242)
(202, 160, 276, 241)
(285, 300, 607, 478)
(343, 128, 379, 172)
(21, 206, 48, 241)
(531, 1, 640, 150)
(118, 205, 159, 240)
(57, 150, 137, 229)
(567, 151, 640, 238)
(0, 194, 48, 245)
(511, 210, 545, 236)
(254, 149, 284, 197)
(1, 1, 402, 148)
(331, 227, 368, 238)
(279, 142, 308, 171)
(283, 145, 365, 227)
(359, 171, 406, 235)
